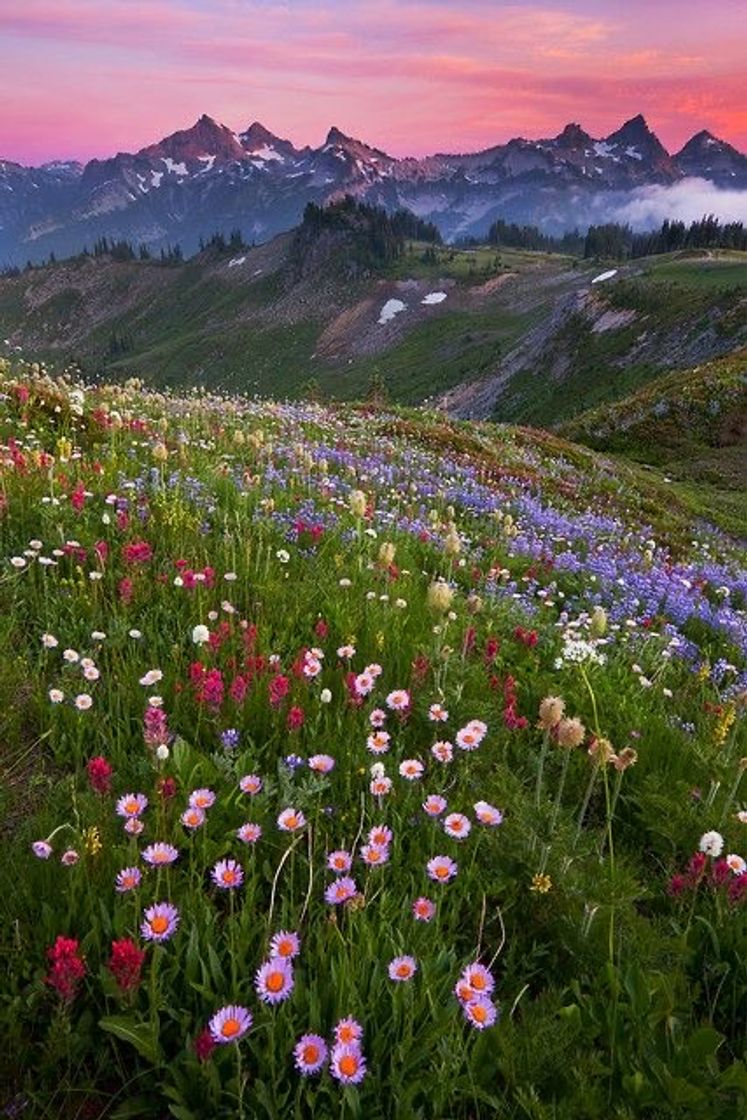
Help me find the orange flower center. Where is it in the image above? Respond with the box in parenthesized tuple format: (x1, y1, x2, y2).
(277, 941, 293, 956)
(125, 800, 139, 814)
(396, 964, 410, 977)
(223, 870, 236, 883)
(338, 1027, 355, 1043)
(285, 815, 298, 829)
(435, 865, 448, 879)
(302, 1044, 319, 1064)
(470, 974, 486, 990)
(471, 1004, 487, 1023)
(221, 1017, 241, 1038)
(266, 971, 284, 993)
(339, 1055, 359, 1077)
(150, 915, 169, 934)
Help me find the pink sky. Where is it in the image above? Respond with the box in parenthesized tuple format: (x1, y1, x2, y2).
(1, 0, 745, 164)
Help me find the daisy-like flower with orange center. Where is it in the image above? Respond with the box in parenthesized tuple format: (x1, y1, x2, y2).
(142, 843, 179, 866)
(140, 901, 179, 942)
(324, 877, 358, 905)
(386, 689, 410, 712)
(208, 1004, 252, 1044)
(115, 866, 141, 892)
(423, 795, 447, 817)
(366, 731, 391, 755)
(368, 825, 393, 847)
(239, 774, 263, 795)
(412, 896, 436, 922)
(463, 996, 499, 1030)
(360, 843, 390, 867)
(294, 1033, 328, 1075)
(431, 741, 454, 764)
(255, 956, 294, 1004)
(181, 806, 205, 830)
(370, 776, 392, 796)
(270, 930, 301, 959)
(388, 955, 417, 982)
(474, 801, 503, 827)
(116, 793, 148, 818)
(399, 759, 424, 781)
(443, 813, 471, 840)
(277, 808, 306, 832)
(211, 859, 243, 890)
(460, 963, 495, 996)
(237, 822, 262, 844)
(334, 1017, 363, 1045)
(427, 855, 458, 883)
(330, 1043, 367, 1084)
(327, 849, 353, 874)
(308, 754, 335, 773)
(189, 788, 216, 810)
(456, 727, 480, 751)
(429, 703, 449, 722)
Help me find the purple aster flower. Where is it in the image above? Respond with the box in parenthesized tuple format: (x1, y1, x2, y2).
(208, 1004, 252, 1044)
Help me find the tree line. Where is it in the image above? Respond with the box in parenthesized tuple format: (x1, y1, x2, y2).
(479, 213, 746, 260)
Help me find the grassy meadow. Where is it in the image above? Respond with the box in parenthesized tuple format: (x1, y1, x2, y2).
(0, 358, 745, 1119)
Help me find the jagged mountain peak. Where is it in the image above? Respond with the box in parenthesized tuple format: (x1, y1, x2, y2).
(555, 122, 592, 147)
(138, 115, 245, 163)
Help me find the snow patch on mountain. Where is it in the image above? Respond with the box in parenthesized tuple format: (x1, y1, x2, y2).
(422, 291, 448, 305)
(378, 299, 407, 324)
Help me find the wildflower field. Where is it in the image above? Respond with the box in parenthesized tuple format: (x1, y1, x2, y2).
(0, 359, 745, 1120)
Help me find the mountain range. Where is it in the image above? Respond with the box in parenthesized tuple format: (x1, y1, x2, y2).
(1, 113, 746, 264)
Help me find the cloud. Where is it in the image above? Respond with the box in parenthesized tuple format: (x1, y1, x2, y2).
(606, 178, 747, 229)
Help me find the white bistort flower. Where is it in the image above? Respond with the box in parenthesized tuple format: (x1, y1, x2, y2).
(699, 831, 724, 858)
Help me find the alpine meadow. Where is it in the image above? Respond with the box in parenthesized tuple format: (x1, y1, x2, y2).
(1, 1, 746, 1118)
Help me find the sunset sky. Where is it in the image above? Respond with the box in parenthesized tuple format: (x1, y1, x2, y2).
(1, 0, 746, 165)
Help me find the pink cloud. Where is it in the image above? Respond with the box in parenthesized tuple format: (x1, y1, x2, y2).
(0, 1, 745, 163)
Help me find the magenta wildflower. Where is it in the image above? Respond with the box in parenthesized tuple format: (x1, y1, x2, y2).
(32, 840, 53, 859)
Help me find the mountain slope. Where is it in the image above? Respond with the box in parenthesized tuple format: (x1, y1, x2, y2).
(2, 114, 745, 264)
(2, 231, 746, 416)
